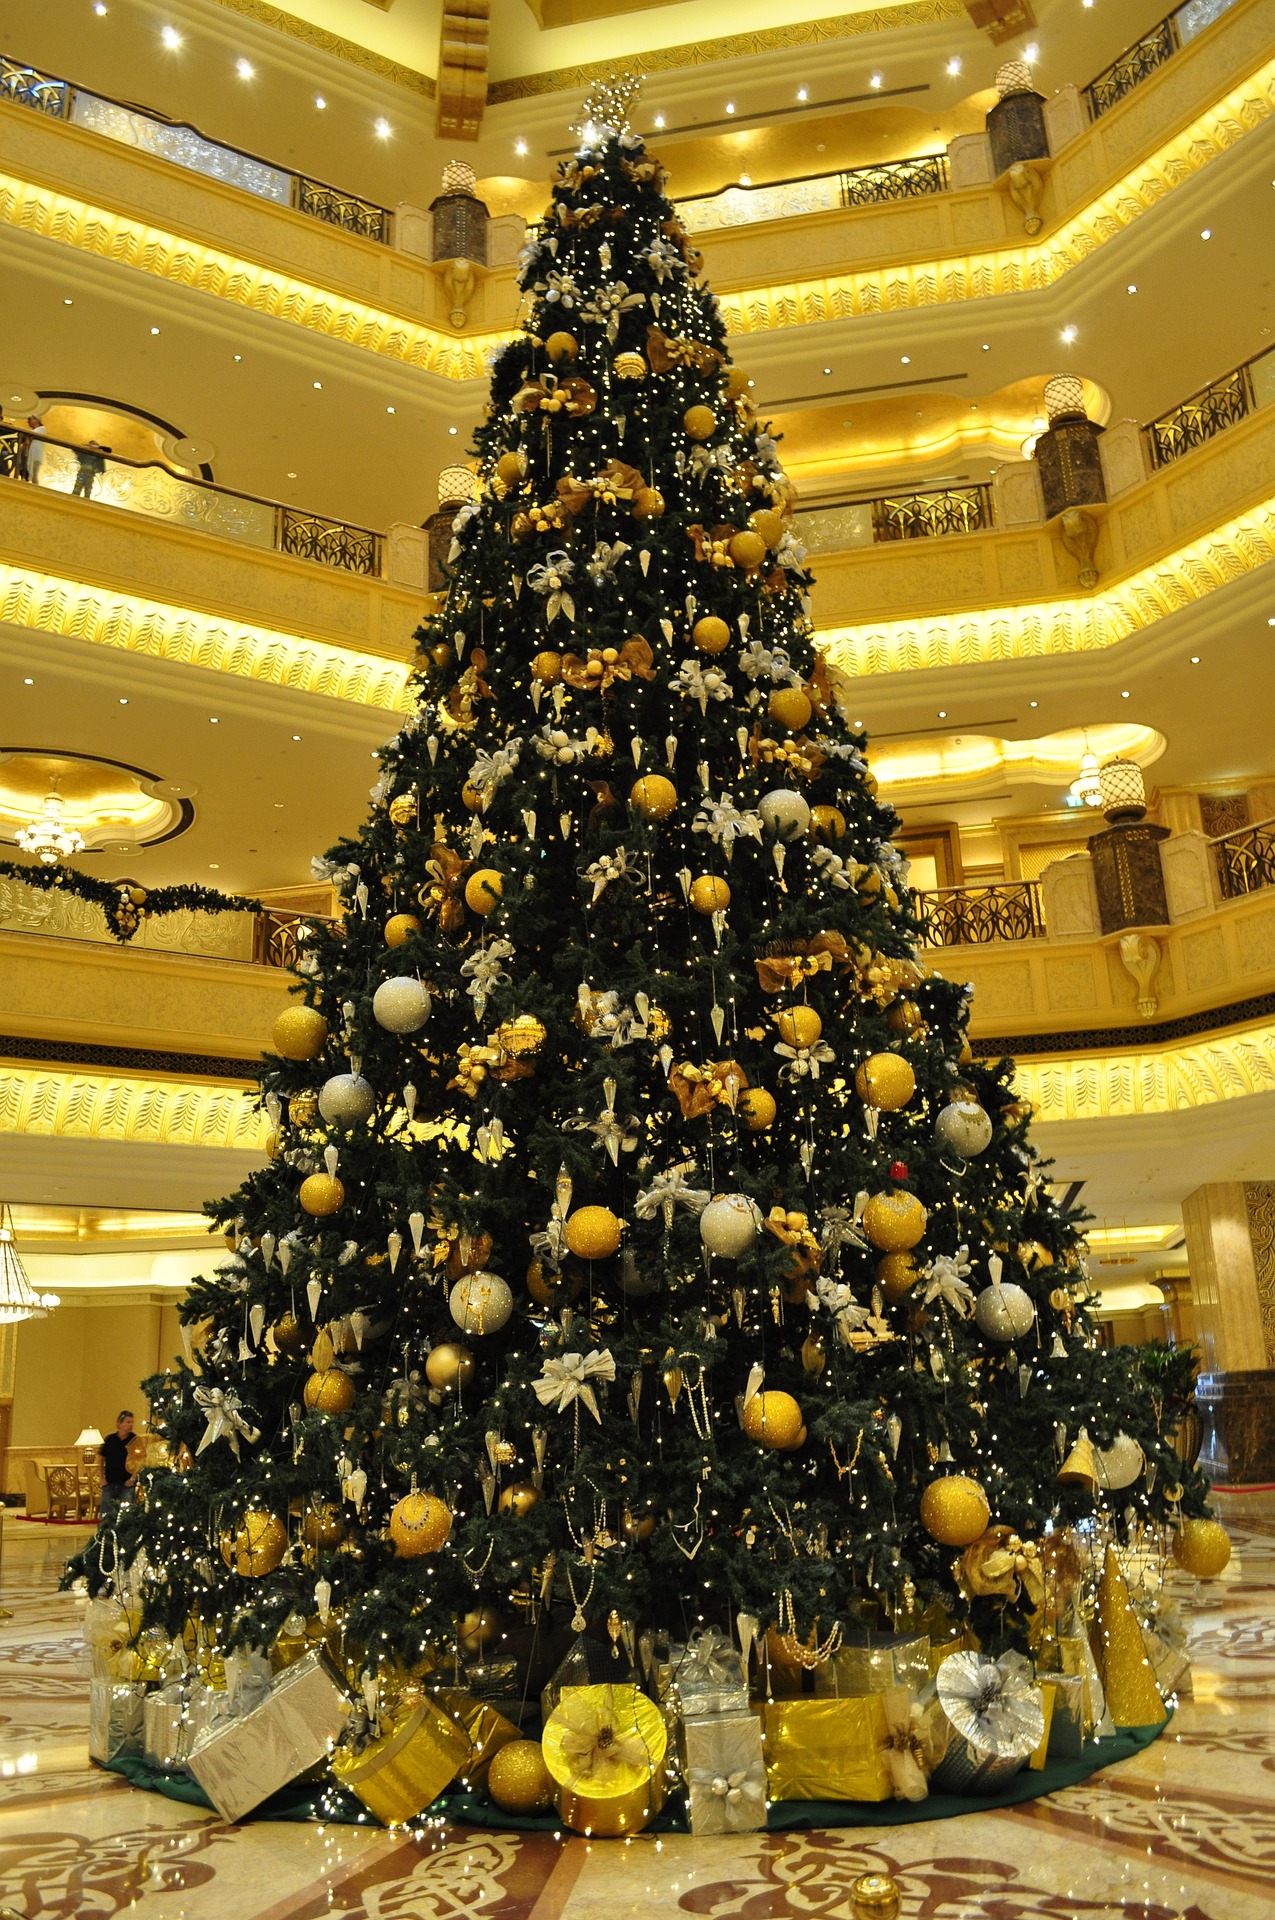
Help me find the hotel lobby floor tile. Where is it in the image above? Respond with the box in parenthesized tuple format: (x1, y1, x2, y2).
(0, 1495, 1270, 1920)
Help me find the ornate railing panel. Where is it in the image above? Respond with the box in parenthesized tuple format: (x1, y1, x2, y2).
(1145, 365, 1254, 468)
(0, 55, 70, 117)
(679, 152, 947, 233)
(913, 883, 1045, 946)
(1213, 820, 1275, 900)
(1085, 15, 1180, 118)
(278, 508, 381, 576)
(871, 486, 993, 543)
(295, 177, 391, 243)
(840, 153, 949, 207)
(253, 911, 334, 970)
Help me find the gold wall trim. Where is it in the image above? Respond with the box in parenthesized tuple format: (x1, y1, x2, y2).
(1013, 1019, 1275, 1122)
(1242, 1181, 1275, 1365)
(0, 1063, 266, 1151)
(714, 57, 1275, 333)
(205, 0, 436, 95)
(486, 1, 963, 102)
(0, 562, 413, 711)
(816, 496, 1275, 676)
(0, 172, 505, 381)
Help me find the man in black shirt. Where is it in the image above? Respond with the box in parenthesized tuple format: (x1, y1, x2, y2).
(98, 1410, 135, 1523)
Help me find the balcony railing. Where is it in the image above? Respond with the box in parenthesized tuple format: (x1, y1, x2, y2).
(1084, 0, 1239, 119)
(1213, 818, 1275, 900)
(913, 882, 1045, 946)
(0, 53, 392, 242)
(871, 486, 993, 543)
(0, 428, 382, 577)
(1145, 346, 1274, 469)
(252, 910, 336, 969)
(678, 153, 948, 233)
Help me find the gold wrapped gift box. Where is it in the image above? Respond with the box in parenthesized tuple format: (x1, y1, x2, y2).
(761, 1695, 892, 1802)
(331, 1697, 471, 1825)
(433, 1689, 520, 1788)
(542, 1683, 667, 1836)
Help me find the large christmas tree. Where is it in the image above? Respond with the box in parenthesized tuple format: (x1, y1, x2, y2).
(81, 92, 1209, 1698)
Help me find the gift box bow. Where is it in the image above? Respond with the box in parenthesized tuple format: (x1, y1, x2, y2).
(676, 1627, 743, 1689)
(688, 1764, 765, 1813)
(936, 1649, 1045, 1759)
(554, 1693, 653, 1786)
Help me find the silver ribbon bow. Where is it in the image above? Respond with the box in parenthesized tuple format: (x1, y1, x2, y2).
(460, 938, 514, 1019)
(565, 1078, 639, 1165)
(922, 1246, 975, 1316)
(527, 551, 575, 623)
(814, 1275, 874, 1339)
(679, 1626, 742, 1686)
(775, 1038, 836, 1082)
(468, 738, 522, 799)
(532, 1348, 617, 1422)
(635, 1169, 712, 1231)
(581, 847, 644, 905)
(193, 1386, 260, 1460)
(692, 793, 763, 855)
(937, 1650, 1045, 1760)
(811, 845, 855, 890)
(586, 539, 630, 582)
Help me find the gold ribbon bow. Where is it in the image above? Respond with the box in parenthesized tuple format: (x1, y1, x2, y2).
(959, 1525, 1046, 1609)
(440, 650, 492, 732)
(514, 374, 597, 418)
(555, 459, 645, 519)
(561, 636, 654, 695)
(746, 725, 825, 783)
(670, 1060, 749, 1119)
(418, 844, 471, 934)
(686, 523, 738, 567)
(447, 1041, 503, 1098)
(645, 326, 721, 374)
(755, 933, 851, 994)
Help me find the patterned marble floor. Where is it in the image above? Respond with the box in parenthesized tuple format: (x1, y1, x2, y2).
(1, 1497, 1272, 1920)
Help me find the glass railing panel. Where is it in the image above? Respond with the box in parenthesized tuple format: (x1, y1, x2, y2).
(31, 443, 277, 548)
(795, 503, 874, 554)
(681, 174, 843, 233)
(68, 92, 291, 203)
(1176, 0, 1240, 43)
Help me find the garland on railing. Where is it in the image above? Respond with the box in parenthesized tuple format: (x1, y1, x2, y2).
(0, 860, 262, 943)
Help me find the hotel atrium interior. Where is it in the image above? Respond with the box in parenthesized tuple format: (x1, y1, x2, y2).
(0, 0, 1273, 1913)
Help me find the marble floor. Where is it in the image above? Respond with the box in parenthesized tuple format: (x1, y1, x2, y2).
(1, 1498, 1272, 1920)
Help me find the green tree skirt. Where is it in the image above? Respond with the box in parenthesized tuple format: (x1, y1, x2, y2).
(102, 1718, 1166, 1832)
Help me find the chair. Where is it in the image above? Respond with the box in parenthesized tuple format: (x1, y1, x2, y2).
(44, 1464, 81, 1522)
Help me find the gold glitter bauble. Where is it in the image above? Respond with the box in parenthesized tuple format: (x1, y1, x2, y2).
(273, 1311, 304, 1351)
(303, 1368, 356, 1414)
(300, 1501, 345, 1549)
(729, 529, 767, 571)
(220, 1510, 287, 1577)
(614, 352, 647, 381)
(886, 998, 922, 1035)
(564, 1205, 622, 1260)
(742, 1390, 805, 1450)
(526, 1259, 582, 1307)
(1172, 1518, 1231, 1578)
(465, 868, 504, 915)
(424, 1342, 475, 1390)
(384, 913, 422, 948)
(531, 650, 562, 684)
(920, 1475, 990, 1547)
(737, 1086, 776, 1131)
(862, 1191, 927, 1252)
(692, 615, 730, 654)
(288, 1089, 319, 1128)
(774, 1005, 822, 1049)
(768, 687, 813, 731)
(390, 1491, 453, 1557)
(387, 793, 417, 830)
(272, 1005, 327, 1061)
(748, 507, 785, 548)
(689, 874, 730, 915)
(462, 780, 485, 814)
(266, 1130, 283, 1161)
(854, 1053, 916, 1111)
(684, 404, 717, 441)
(810, 804, 846, 842)
(876, 1252, 918, 1302)
(488, 1739, 554, 1813)
(725, 367, 752, 399)
(457, 1606, 502, 1656)
(299, 1173, 345, 1217)
(630, 775, 677, 820)
(496, 451, 523, 488)
(498, 1014, 546, 1056)
(545, 330, 578, 362)
(633, 486, 664, 518)
(497, 1481, 540, 1517)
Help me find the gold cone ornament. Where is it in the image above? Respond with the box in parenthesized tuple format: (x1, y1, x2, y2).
(1096, 1546, 1167, 1728)
(1058, 1430, 1100, 1491)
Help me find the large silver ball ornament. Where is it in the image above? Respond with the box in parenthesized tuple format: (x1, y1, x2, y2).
(934, 1100, 993, 1159)
(758, 788, 811, 842)
(1096, 1431, 1145, 1490)
(372, 977, 431, 1033)
(973, 1279, 1036, 1342)
(700, 1193, 762, 1258)
(317, 1073, 377, 1129)
(449, 1270, 513, 1334)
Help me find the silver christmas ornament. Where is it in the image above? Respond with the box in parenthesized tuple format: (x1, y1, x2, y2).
(372, 977, 431, 1033)
(934, 1100, 993, 1159)
(700, 1193, 762, 1258)
(973, 1279, 1036, 1343)
(758, 788, 810, 841)
(318, 1073, 376, 1129)
(449, 1271, 513, 1334)
(1096, 1431, 1145, 1490)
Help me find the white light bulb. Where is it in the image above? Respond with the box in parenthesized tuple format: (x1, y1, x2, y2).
(946, 57, 961, 76)
(161, 24, 182, 49)
(796, 88, 808, 102)
(514, 138, 528, 156)
(374, 117, 392, 139)
(236, 58, 254, 79)
(315, 95, 327, 110)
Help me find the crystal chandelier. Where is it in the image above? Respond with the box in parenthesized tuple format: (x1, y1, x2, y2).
(0, 1205, 59, 1324)
(15, 790, 85, 866)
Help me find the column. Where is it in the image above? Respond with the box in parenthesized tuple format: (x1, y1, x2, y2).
(1180, 1183, 1275, 1485)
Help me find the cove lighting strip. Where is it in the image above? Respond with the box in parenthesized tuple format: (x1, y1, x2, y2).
(0, 1064, 267, 1151)
(1011, 1019, 1275, 1123)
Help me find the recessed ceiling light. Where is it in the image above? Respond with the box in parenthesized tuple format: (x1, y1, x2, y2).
(386, 405, 395, 414)
(1120, 689, 1130, 698)
(233, 354, 241, 362)
(514, 139, 528, 156)
(374, 117, 392, 139)
(150, 326, 160, 335)
(1127, 284, 1137, 294)
(1190, 655, 1200, 663)
(946, 58, 961, 76)
(287, 470, 297, 478)
(1023, 42, 1039, 62)
(209, 863, 220, 870)
(119, 697, 128, 705)
(725, 102, 735, 114)
(94, 2, 108, 13)
(292, 734, 302, 741)
(236, 58, 254, 79)
(938, 709, 947, 718)
(1061, 325, 1077, 343)
(1201, 228, 1211, 239)
(981, 342, 990, 351)
(161, 24, 182, 49)
(448, 426, 458, 435)
(901, 355, 910, 364)
(209, 716, 219, 724)
(63, 298, 73, 306)
(23, 677, 33, 685)
(870, 73, 882, 88)
(739, 173, 751, 186)
(312, 381, 322, 390)
(822, 366, 832, 375)
(315, 96, 327, 110)
(654, 113, 665, 128)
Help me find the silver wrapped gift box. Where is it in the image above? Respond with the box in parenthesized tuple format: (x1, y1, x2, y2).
(681, 1709, 767, 1835)
(668, 1627, 749, 1719)
(89, 1679, 147, 1764)
(187, 1649, 352, 1822)
(143, 1682, 228, 1772)
(929, 1650, 1045, 1796)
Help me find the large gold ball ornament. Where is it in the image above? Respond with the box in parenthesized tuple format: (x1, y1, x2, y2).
(288, 1089, 319, 1128)
(387, 793, 417, 830)
(457, 1607, 502, 1657)
(300, 1501, 345, 1549)
(614, 352, 647, 381)
(425, 1341, 475, 1390)
(389, 1491, 453, 1557)
(545, 330, 578, 362)
(920, 1475, 990, 1547)
(683, 404, 717, 441)
(729, 529, 767, 571)
(742, 1390, 805, 1451)
(1172, 1517, 1232, 1578)
(862, 1191, 927, 1252)
(531, 650, 563, 684)
(272, 1005, 328, 1061)
(461, 780, 485, 814)
(449, 1271, 514, 1334)
(299, 1173, 345, 1217)
(498, 1481, 540, 1517)
(303, 1368, 356, 1415)
(689, 875, 731, 915)
(886, 998, 922, 1036)
(488, 1739, 554, 1814)
(633, 487, 665, 519)
(564, 1205, 622, 1260)
(854, 1054, 916, 1111)
(774, 1006, 822, 1049)
(631, 774, 678, 820)
(738, 1086, 777, 1131)
(526, 1259, 583, 1307)
(384, 913, 422, 948)
(748, 507, 785, 548)
(692, 615, 731, 654)
(768, 687, 813, 732)
(876, 1252, 918, 1302)
(464, 868, 504, 916)
(496, 451, 523, 489)
(220, 1510, 287, 1577)
(497, 1014, 546, 1056)
(810, 804, 846, 842)
(273, 1310, 304, 1351)
(726, 367, 752, 399)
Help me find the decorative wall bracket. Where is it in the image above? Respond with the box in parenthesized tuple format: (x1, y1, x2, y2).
(1118, 931, 1162, 1019)
(1005, 158, 1047, 235)
(1059, 506, 1101, 587)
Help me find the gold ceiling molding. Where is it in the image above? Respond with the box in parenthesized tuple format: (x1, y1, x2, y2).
(0, 1063, 266, 1151)
(715, 58, 1275, 335)
(0, 172, 505, 381)
(0, 562, 413, 711)
(205, 0, 435, 95)
(1012, 1020, 1275, 1123)
(816, 496, 1275, 676)
(487, 1, 964, 102)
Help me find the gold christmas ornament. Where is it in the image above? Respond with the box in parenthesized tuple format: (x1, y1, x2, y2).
(488, 1738, 554, 1813)
(497, 1014, 546, 1056)
(1058, 1431, 1101, 1491)
(457, 1607, 503, 1656)
(862, 1190, 927, 1252)
(852, 1874, 901, 1920)
(465, 868, 504, 915)
(300, 1501, 345, 1549)
(304, 1368, 356, 1415)
(424, 1341, 475, 1391)
(287, 1089, 319, 1128)
(497, 1481, 540, 1517)
(692, 614, 731, 654)
(1172, 1517, 1232, 1578)
(729, 529, 767, 571)
(266, 1129, 283, 1161)
(621, 1506, 656, 1542)
(767, 689, 813, 737)
(220, 1510, 287, 1577)
(384, 913, 422, 948)
(854, 1053, 916, 1111)
(738, 1085, 777, 1131)
(1096, 1545, 1168, 1727)
(920, 1475, 990, 1546)
(450, 1271, 514, 1334)
(526, 1258, 583, 1307)
(683, 404, 717, 441)
(774, 1005, 822, 1049)
(545, 330, 578, 362)
(387, 793, 417, 830)
(390, 1491, 453, 1557)
(726, 366, 752, 399)
(630, 774, 678, 819)
(742, 1389, 805, 1450)
(531, 650, 563, 684)
(461, 780, 485, 814)
(633, 486, 665, 518)
(876, 1252, 918, 1301)
(272, 1005, 328, 1061)
(299, 1173, 345, 1217)
(810, 804, 846, 842)
(886, 998, 922, 1035)
(496, 451, 523, 488)
(689, 874, 731, 915)
(564, 1205, 622, 1260)
(273, 1310, 304, 1351)
(613, 352, 647, 381)
(748, 507, 785, 548)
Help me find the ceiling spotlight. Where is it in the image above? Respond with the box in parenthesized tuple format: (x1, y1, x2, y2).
(1029, 699, 1038, 707)
(150, 326, 160, 335)
(313, 381, 322, 390)
(94, 2, 108, 13)
(292, 734, 302, 742)
(514, 138, 528, 156)
(938, 710, 947, 719)
(901, 355, 911, 364)
(315, 96, 327, 110)
(725, 102, 735, 115)
(981, 342, 990, 351)
(1127, 283, 1137, 293)
(63, 298, 73, 306)
(654, 113, 665, 128)
(448, 426, 458, 435)
(386, 405, 395, 414)
(1023, 42, 1039, 62)
(1061, 324, 1077, 343)
(869, 72, 883, 88)
(1190, 655, 1200, 663)
(209, 716, 219, 724)
(946, 57, 962, 76)
(161, 24, 182, 49)
(1121, 689, 1130, 698)
(1200, 227, 1211, 239)
(236, 58, 254, 79)
(374, 117, 392, 139)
